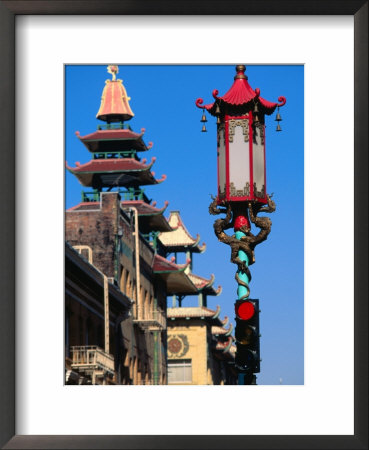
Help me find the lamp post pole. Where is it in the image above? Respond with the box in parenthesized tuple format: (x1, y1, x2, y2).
(196, 65, 285, 385)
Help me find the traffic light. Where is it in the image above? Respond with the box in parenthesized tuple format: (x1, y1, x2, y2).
(235, 299, 260, 374)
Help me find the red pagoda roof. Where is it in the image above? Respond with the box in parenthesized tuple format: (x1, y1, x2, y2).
(158, 211, 206, 253)
(66, 158, 166, 188)
(153, 255, 198, 295)
(196, 64, 286, 116)
(186, 272, 222, 296)
(121, 200, 168, 217)
(96, 65, 134, 122)
(120, 200, 172, 232)
(76, 128, 152, 153)
(153, 254, 186, 272)
(67, 202, 100, 212)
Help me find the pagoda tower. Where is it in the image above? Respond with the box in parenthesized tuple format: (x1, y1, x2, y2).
(158, 211, 221, 308)
(65, 65, 177, 385)
(67, 65, 168, 217)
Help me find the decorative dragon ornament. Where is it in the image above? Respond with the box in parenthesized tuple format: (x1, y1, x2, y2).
(209, 195, 276, 299)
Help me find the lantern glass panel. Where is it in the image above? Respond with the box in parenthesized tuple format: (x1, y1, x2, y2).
(228, 119, 250, 198)
(252, 123, 265, 198)
(218, 125, 226, 198)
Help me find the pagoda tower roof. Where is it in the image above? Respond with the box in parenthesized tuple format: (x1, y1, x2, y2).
(96, 65, 134, 123)
(167, 305, 222, 323)
(214, 336, 234, 353)
(66, 157, 166, 188)
(158, 211, 206, 253)
(120, 200, 172, 233)
(75, 128, 152, 153)
(212, 321, 234, 337)
(153, 254, 199, 295)
(196, 64, 286, 117)
(186, 272, 222, 296)
(220, 316, 229, 327)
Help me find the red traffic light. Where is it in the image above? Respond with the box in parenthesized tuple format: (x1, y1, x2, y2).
(235, 300, 255, 320)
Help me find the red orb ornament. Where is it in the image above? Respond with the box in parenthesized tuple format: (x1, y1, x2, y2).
(234, 215, 250, 231)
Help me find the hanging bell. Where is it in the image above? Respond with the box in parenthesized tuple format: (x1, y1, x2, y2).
(216, 116, 221, 125)
(215, 103, 221, 115)
(275, 112, 282, 121)
(253, 102, 259, 114)
(201, 124, 207, 132)
(254, 113, 259, 124)
(200, 111, 207, 123)
(276, 123, 282, 132)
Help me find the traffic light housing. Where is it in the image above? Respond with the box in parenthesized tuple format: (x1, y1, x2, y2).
(235, 299, 260, 374)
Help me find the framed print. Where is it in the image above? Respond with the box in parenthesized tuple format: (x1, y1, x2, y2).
(0, 1, 367, 449)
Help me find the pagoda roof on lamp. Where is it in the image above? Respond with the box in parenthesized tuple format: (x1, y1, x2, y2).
(196, 64, 286, 116)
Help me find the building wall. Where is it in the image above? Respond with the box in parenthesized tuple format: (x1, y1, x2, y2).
(167, 318, 237, 385)
(65, 244, 131, 385)
(66, 192, 167, 385)
(66, 193, 119, 279)
(167, 319, 208, 385)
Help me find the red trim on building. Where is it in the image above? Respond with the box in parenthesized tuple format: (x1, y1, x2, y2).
(66, 158, 154, 173)
(77, 129, 142, 142)
(121, 200, 169, 216)
(152, 254, 189, 273)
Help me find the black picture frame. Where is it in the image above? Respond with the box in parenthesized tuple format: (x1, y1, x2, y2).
(0, 1, 367, 449)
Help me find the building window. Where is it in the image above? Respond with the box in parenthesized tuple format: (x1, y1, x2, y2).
(168, 359, 192, 384)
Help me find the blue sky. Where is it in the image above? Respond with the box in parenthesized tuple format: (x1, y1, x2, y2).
(65, 64, 304, 385)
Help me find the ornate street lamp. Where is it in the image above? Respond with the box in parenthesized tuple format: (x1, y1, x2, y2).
(196, 65, 286, 384)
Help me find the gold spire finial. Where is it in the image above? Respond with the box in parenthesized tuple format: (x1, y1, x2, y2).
(107, 65, 119, 81)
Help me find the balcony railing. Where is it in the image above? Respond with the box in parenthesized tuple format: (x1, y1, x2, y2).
(134, 309, 166, 331)
(81, 190, 100, 202)
(70, 345, 115, 376)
